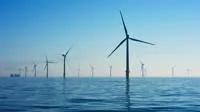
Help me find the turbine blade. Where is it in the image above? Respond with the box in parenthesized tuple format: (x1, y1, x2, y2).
(108, 38, 126, 58)
(65, 46, 72, 56)
(129, 37, 155, 45)
(44, 64, 47, 70)
(66, 59, 71, 69)
(48, 61, 56, 63)
(120, 11, 128, 36)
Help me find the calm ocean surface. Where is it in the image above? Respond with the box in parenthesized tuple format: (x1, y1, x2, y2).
(1, 77, 200, 112)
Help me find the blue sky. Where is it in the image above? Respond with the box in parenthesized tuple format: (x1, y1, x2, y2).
(1, 0, 200, 77)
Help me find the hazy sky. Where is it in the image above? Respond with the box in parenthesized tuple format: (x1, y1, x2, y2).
(1, 0, 200, 77)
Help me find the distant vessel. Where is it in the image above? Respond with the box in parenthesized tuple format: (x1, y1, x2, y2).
(10, 73, 20, 78)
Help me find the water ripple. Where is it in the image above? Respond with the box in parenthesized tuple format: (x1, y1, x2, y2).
(1, 77, 200, 111)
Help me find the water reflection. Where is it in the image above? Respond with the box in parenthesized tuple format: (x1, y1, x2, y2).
(125, 79, 131, 111)
(62, 79, 67, 108)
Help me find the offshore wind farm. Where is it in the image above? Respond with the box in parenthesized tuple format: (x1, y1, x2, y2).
(1, 0, 200, 111)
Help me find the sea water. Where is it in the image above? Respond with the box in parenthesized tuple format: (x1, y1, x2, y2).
(1, 77, 200, 112)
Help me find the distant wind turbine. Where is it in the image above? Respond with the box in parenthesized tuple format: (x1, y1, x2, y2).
(33, 63, 37, 77)
(140, 62, 145, 77)
(108, 11, 155, 81)
(61, 47, 72, 79)
(171, 67, 174, 77)
(77, 67, 80, 77)
(187, 68, 190, 77)
(44, 56, 56, 78)
(89, 65, 94, 77)
(109, 65, 112, 77)
(25, 66, 28, 78)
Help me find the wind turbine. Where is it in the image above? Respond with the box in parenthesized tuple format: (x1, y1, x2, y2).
(24, 66, 28, 78)
(77, 66, 80, 77)
(44, 56, 56, 78)
(33, 63, 37, 77)
(187, 68, 190, 77)
(171, 66, 174, 77)
(109, 65, 112, 77)
(89, 65, 94, 77)
(108, 11, 155, 81)
(140, 62, 145, 77)
(61, 47, 72, 79)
